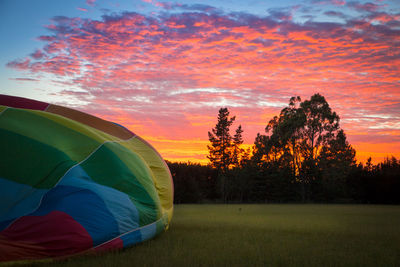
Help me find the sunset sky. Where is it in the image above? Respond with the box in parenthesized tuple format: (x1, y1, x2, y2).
(1, 0, 399, 164)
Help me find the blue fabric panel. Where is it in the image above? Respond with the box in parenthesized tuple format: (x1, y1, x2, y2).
(140, 221, 157, 242)
(120, 228, 142, 247)
(0, 177, 47, 221)
(59, 165, 140, 234)
(30, 185, 120, 246)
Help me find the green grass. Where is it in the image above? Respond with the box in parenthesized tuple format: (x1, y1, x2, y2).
(33, 205, 400, 266)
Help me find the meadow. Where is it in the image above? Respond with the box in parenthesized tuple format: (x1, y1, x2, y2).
(36, 204, 400, 266)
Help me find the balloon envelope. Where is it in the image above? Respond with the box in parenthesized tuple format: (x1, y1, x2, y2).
(0, 95, 173, 262)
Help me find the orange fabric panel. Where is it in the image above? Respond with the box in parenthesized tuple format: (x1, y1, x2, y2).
(46, 105, 134, 140)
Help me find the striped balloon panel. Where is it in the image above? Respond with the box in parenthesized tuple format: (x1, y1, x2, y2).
(0, 95, 173, 262)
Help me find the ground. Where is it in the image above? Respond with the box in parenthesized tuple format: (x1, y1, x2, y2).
(30, 204, 400, 266)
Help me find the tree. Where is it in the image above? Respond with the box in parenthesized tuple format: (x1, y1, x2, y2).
(299, 94, 340, 200)
(252, 93, 347, 202)
(299, 93, 340, 162)
(276, 96, 305, 177)
(208, 108, 234, 171)
(167, 161, 218, 203)
(207, 107, 243, 202)
(232, 125, 244, 167)
(317, 129, 356, 201)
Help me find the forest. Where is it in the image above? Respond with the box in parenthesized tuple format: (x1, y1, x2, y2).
(168, 94, 400, 204)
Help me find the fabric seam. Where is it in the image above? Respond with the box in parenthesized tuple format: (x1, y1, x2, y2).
(0, 106, 9, 117)
(1, 136, 135, 231)
(92, 215, 164, 249)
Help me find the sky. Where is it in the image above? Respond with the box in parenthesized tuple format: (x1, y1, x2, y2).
(1, 0, 399, 164)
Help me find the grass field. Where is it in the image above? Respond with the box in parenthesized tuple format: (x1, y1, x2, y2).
(33, 204, 400, 266)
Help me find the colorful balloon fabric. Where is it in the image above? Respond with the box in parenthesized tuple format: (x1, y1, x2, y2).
(0, 94, 173, 262)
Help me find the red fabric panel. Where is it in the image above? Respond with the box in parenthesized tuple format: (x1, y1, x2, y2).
(0, 211, 92, 262)
(0, 94, 49, 111)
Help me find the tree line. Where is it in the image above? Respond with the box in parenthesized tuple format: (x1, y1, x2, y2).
(167, 94, 400, 204)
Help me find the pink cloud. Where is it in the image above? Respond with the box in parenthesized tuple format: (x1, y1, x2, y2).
(77, 7, 88, 12)
(311, 0, 346, 6)
(86, 0, 95, 6)
(30, 49, 45, 60)
(7, 6, 400, 163)
(7, 58, 31, 70)
(332, 0, 346, 6)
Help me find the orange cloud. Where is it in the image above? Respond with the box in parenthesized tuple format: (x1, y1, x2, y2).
(6, 5, 400, 164)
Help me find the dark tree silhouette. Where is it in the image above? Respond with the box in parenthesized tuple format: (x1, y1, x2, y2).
(207, 107, 243, 202)
(171, 94, 400, 204)
(317, 129, 356, 201)
(207, 108, 236, 172)
(253, 93, 348, 202)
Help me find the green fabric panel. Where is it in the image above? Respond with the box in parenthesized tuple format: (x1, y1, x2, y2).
(0, 129, 76, 188)
(40, 108, 121, 143)
(0, 108, 102, 164)
(120, 138, 173, 223)
(80, 142, 160, 226)
(103, 142, 162, 223)
(128, 196, 159, 227)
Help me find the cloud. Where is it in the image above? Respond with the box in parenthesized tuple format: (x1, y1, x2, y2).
(9, 77, 39, 82)
(30, 49, 46, 60)
(324, 10, 347, 18)
(7, 58, 30, 70)
(174, 3, 221, 13)
(86, 0, 95, 6)
(6, 4, 400, 163)
(332, 0, 346, 5)
(367, 12, 400, 24)
(77, 7, 88, 12)
(347, 1, 384, 12)
(267, 8, 293, 21)
(311, 0, 346, 6)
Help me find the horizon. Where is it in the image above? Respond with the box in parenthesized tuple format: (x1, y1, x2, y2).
(1, 0, 399, 164)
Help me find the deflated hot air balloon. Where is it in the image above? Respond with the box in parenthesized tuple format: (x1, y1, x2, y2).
(0, 94, 173, 262)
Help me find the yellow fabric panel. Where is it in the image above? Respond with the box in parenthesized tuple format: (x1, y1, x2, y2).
(47, 105, 134, 140)
(121, 136, 174, 224)
(0, 106, 7, 113)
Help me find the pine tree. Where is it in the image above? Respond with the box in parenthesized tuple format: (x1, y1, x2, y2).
(207, 108, 236, 173)
(207, 107, 243, 201)
(232, 125, 244, 167)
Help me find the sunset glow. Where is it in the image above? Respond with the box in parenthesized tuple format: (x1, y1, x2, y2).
(1, 0, 399, 164)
